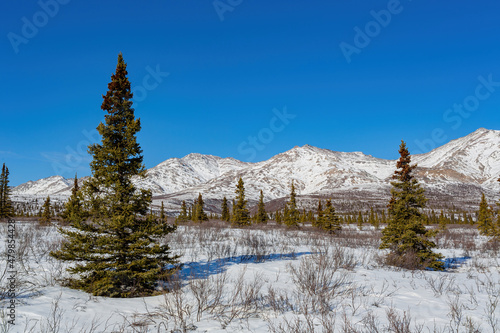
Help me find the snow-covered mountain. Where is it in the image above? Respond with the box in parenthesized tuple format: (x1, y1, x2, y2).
(12, 128, 500, 212)
(134, 153, 251, 194)
(12, 176, 74, 196)
(414, 128, 500, 186)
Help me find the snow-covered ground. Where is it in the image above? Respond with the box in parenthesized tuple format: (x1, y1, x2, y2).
(0, 222, 499, 332)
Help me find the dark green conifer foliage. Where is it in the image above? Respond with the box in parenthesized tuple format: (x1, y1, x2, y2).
(322, 199, 341, 234)
(380, 141, 443, 271)
(478, 193, 494, 236)
(231, 178, 250, 226)
(191, 199, 198, 222)
(160, 201, 166, 222)
(357, 211, 364, 230)
(51, 54, 178, 297)
(61, 174, 86, 224)
(39, 196, 52, 224)
(314, 200, 324, 228)
(368, 207, 379, 229)
(221, 197, 230, 222)
(194, 193, 208, 222)
(256, 190, 268, 224)
(175, 201, 189, 224)
(300, 209, 307, 224)
(0, 164, 13, 218)
(380, 210, 387, 224)
(275, 210, 282, 224)
(284, 181, 299, 227)
(438, 210, 448, 230)
(0, 165, 3, 217)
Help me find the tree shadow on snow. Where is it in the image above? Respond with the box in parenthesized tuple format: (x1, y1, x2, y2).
(178, 252, 312, 281)
(441, 256, 471, 270)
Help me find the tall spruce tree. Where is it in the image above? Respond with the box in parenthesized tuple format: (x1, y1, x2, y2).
(51, 54, 178, 297)
(231, 177, 250, 226)
(380, 141, 443, 271)
(221, 197, 230, 222)
(0, 164, 13, 218)
(284, 181, 299, 227)
(256, 190, 268, 224)
(61, 174, 85, 224)
(478, 193, 494, 236)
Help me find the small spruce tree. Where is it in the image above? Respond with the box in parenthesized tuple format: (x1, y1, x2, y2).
(194, 193, 208, 222)
(39, 196, 52, 224)
(477, 193, 494, 236)
(438, 210, 448, 231)
(275, 209, 282, 224)
(322, 199, 341, 234)
(380, 141, 443, 271)
(357, 211, 364, 230)
(160, 201, 166, 223)
(175, 201, 189, 224)
(0, 164, 13, 218)
(231, 178, 250, 227)
(314, 200, 323, 228)
(256, 190, 268, 224)
(284, 181, 299, 228)
(221, 197, 230, 222)
(61, 174, 86, 224)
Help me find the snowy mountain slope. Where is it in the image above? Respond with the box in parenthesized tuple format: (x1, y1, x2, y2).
(133, 153, 251, 195)
(12, 154, 251, 197)
(12, 128, 500, 211)
(12, 176, 74, 195)
(172, 145, 394, 202)
(413, 128, 500, 186)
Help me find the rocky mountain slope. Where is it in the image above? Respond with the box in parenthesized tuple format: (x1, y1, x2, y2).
(12, 128, 500, 212)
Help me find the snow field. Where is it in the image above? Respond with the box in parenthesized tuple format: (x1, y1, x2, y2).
(0, 222, 499, 332)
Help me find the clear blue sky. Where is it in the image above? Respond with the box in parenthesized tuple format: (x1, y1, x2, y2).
(2, 0, 500, 185)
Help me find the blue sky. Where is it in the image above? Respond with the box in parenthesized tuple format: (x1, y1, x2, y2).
(2, 0, 500, 185)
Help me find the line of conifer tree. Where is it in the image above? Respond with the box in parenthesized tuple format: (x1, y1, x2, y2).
(0, 163, 13, 218)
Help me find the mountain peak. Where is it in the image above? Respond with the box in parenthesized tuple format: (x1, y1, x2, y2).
(12, 127, 500, 209)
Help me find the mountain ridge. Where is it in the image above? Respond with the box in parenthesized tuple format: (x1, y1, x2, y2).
(12, 128, 500, 212)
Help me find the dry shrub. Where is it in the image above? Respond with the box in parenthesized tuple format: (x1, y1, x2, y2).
(380, 250, 429, 271)
(288, 248, 353, 314)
